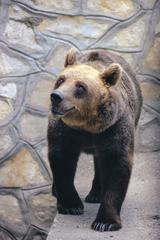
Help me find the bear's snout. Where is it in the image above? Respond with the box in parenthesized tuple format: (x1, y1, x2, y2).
(51, 91, 64, 106)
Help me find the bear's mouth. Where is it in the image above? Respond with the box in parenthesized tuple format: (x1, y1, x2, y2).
(51, 107, 75, 116)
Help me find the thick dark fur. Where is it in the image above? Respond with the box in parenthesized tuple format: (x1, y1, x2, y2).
(48, 50, 142, 232)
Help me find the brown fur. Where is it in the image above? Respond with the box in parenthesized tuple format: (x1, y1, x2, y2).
(60, 64, 109, 132)
(52, 54, 128, 133)
(48, 49, 142, 232)
(67, 49, 142, 129)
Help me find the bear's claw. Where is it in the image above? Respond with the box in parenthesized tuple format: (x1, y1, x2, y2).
(58, 207, 84, 215)
(85, 194, 100, 203)
(91, 221, 121, 232)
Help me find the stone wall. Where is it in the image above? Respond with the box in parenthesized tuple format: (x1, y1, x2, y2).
(0, 0, 159, 239)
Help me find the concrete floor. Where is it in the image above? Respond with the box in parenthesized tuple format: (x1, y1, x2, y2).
(47, 151, 160, 240)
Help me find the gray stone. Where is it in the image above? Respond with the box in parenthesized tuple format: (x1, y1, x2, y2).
(93, 13, 151, 50)
(29, 193, 57, 229)
(0, 195, 22, 224)
(37, 16, 114, 48)
(23, 226, 47, 240)
(155, 20, 160, 34)
(139, 117, 160, 152)
(0, 99, 13, 121)
(47, 45, 70, 70)
(9, 4, 30, 20)
(3, 19, 43, 53)
(20, 113, 48, 140)
(0, 147, 47, 187)
(139, 107, 155, 126)
(0, 194, 27, 237)
(30, 78, 54, 109)
(0, 134, 13, 158)
(0, 83, 17, 99)
(0, 231, 12, 240)
(86, 0, 136, 18)
(140, 0, 156, 9)
(30, 0, 75, 12)
(143, 36, 160, 72)
(141, 81, 160, 101)
(36, 144, 52, 175)
(111, 14, 148, 49)
(0, 49, 34, 76)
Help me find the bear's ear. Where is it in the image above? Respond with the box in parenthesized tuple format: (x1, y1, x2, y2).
(101, 63, 122, 87)
(64, 48, 77, 67)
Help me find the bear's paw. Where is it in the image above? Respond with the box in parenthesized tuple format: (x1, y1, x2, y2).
(58, 206, 84, 215)
(91, 220, 121, 232)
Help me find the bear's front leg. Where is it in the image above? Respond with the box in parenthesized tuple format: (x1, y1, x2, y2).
(48, 145, 84, 215)
(91, 150, 132, 232)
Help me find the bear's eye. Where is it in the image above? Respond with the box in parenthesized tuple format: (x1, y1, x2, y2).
(55, 77, 65, 88)
(75, 84, 86, 98)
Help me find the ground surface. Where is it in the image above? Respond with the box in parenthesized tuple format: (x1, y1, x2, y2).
(47, 151, 160, 240)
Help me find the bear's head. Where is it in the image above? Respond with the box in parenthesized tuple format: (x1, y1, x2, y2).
(50, 49, 122, 133)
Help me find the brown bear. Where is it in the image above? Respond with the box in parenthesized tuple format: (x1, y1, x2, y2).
(48, 49, 142, 232)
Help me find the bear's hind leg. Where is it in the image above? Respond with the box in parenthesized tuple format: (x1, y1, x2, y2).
(85, 156, 101, 203)
(49, 148, 84, 215)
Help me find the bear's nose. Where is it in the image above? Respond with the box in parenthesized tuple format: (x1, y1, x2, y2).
(50, 91, 64, 105)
